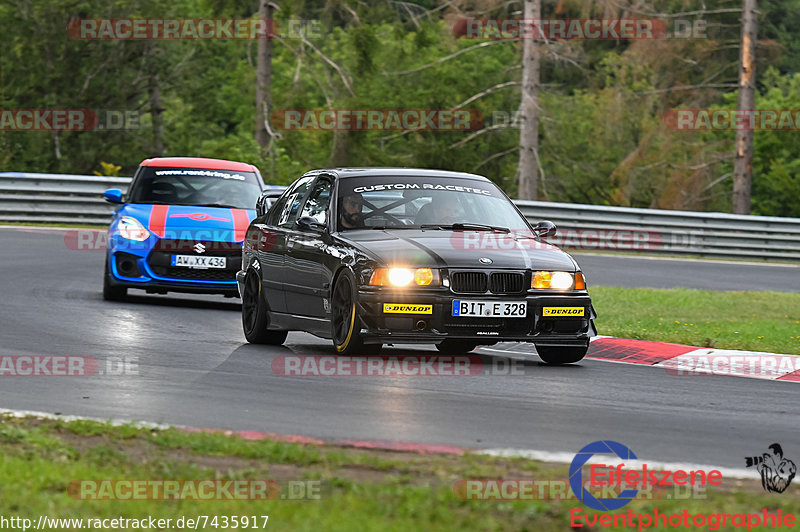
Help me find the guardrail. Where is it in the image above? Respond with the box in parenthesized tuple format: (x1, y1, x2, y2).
(0, 172, 131, 225)
(2, 172, 799, 261)
(515, 201, 800, 262)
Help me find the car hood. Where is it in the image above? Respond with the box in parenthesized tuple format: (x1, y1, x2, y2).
(339, 229, 577, 271)
(117, 204, 255, 242)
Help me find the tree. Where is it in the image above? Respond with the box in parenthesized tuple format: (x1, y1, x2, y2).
(517, 0, 540, 200)
(255, 1, 279, 152)
(732, 0, 757, 214)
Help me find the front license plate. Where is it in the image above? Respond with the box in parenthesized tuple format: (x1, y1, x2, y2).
(452, 300, 527, 318)
(542, 306, 585, 317)
(170, 255, 227, 269)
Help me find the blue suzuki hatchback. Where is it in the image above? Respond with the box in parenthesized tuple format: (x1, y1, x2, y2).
(102, 157, 267, 300)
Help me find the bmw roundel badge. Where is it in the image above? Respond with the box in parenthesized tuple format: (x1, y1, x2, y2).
(479, 257, 493, 265)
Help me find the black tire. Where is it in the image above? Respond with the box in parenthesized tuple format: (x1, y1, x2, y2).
(331, 271, 381, 355)
(102, 258, 127, 301)
(436, 339, 478, 354)
(242, 270, 288, 345)
(536, 344, 588, 365)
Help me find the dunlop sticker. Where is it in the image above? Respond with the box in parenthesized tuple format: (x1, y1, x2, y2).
(383, 303, 433, 314)
(542, 306, 584, 317)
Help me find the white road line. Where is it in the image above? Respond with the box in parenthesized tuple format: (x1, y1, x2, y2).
(0, 407, 170, 430)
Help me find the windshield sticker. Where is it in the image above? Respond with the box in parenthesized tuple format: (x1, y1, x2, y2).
(153, 169, 245, 180)
(353, 183, 492, 195)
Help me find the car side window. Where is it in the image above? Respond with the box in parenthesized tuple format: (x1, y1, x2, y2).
(266, 195, 289, 225)
(299, 179, 332, 225)
(268, 175, 315, 227)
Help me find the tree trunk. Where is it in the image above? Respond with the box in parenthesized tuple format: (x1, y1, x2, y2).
(732, 0, 757, 214)
(517, 0, 540, 200)
(329, 130, 349, 167)
(255, 1, 278, 151)
(149, 73, 165, 156)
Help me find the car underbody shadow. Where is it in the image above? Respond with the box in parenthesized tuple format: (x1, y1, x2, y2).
(116, 292, 241, 311)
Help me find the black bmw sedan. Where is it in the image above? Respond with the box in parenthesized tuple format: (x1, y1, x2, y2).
(237, 168, 597, 364)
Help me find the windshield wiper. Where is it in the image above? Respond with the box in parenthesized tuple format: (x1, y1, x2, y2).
(187, 203, 239, 208)
(420, 223, 510, 232)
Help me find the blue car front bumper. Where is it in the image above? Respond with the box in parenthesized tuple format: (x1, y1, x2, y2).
(106, 235, 242, 296)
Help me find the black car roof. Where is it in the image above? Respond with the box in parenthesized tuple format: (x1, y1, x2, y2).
(307, 167, 492, 182)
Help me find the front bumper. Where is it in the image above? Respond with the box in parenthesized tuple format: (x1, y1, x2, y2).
(107, 239, 242, 296)
(355, 289, 596, 346)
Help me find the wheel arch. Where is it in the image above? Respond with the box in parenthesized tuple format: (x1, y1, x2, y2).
(244, 260, 269, 307)
(328, 264, 357, 300)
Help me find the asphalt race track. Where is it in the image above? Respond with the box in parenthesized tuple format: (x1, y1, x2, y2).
(1, 227, 798, 470)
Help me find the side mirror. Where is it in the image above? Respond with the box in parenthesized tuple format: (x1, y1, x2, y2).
(103, 188, 123, 204)
(256, 191, 272, 217)
(533, 220, 557, 238)
(297, 216, 326, 232)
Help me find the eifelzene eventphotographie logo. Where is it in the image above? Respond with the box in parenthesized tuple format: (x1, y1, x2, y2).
(746, 443, 796, 494)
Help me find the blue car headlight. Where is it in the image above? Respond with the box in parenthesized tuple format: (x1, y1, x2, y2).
(117, 216, 151, 241)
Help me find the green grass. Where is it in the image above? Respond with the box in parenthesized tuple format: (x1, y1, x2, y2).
(591, 286, 800, 354)
(1, 416, 799, 531)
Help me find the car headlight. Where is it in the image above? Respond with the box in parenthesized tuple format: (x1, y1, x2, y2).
(369, 267, 441, 287)
(531, 271, 585, 290)
(117, 216, 151, 241)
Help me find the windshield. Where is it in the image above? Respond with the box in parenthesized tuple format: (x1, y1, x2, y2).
(129, 167, 262, 210)
(337, 176, 532, 232)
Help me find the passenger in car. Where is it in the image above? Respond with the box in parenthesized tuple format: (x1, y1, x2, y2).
(415, 194, 465, 225)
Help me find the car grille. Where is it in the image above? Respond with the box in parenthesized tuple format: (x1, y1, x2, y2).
(152, 239, 242, 253)
(148, 239, 241, 282)
(451, 272, 487, 293)
(149, 266, 237, 281)
(490, 272, 525, 294)
(451, 271, 525, 294)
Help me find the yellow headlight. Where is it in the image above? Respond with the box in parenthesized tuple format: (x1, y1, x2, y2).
(531, 271, 574, 290)
(415, 268, 434, 286)
(369, 268, 440, 287)
(532, 271, 551, 289)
